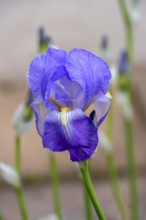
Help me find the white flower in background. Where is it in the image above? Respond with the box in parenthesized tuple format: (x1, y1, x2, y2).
(110, 63, 118, 87)
(98, 131, 112, 152)
(12, 103, 33, 135)
(130, 1, 140, 26)
(116, 92, 133, 120)
(0, 163, 20, 188)
(38, 214, 59, 220)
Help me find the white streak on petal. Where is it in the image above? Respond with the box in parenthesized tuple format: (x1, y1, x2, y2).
(60, 111, 68, 125)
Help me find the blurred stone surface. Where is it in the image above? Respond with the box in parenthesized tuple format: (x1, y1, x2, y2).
(0, 0, 146, 179)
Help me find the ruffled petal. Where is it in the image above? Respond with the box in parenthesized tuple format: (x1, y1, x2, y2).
(94, 95, 110, 127)
(27, 48, 67, 100)
(66, 49, 111, 110)
(45, 64, 84, 110)
(42, 108, 98, 162)
(31, 99, 50, 137)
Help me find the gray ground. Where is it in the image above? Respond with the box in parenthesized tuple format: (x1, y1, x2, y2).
(0, 176, 146, 220)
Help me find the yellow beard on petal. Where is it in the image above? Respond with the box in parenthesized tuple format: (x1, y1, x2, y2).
(60, 107, 71, 125)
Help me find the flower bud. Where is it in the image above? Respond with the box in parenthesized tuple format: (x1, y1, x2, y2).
(38, 214, 59, 220)
(130, 0, 140, 26)
(100, 35, 111, 64)
(116, 92, 133, 119)
(38, 26, 54, 54)
(0, 163, 20, 188)
(13, 90, 33, 134)
(118, 50, 130, 92)
(98, 132, 112, 152)
(12, 103, 33, 135)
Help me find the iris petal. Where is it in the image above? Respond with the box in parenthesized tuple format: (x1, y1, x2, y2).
(31, 99, 50, 137)
(66, 49, 111, 110)
(94, 95, 110, 127)
(42, 108, 98, 162)
(46, 75, 84, 110)
(27, 48, 67, 101)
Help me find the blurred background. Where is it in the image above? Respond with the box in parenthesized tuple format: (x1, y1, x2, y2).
(0, 0, 146, 220)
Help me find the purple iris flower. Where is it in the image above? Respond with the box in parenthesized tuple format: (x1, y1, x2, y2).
(27, 48, 111, 162)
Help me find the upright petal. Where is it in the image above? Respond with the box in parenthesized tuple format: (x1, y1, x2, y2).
(46, 74, 84, 110)
(66, 49, 111, 110)
(94, 95, 110, 127)
(27, 48, 67, 100)
(42, 108, 98, 162)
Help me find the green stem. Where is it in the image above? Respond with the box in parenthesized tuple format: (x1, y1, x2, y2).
(15, 135, 21, 174)
(82, 177, 93, 220)
(106, 151, 127, 220)
(0, 212, 4, 220)
(15, 135, 29, 220)
(105, 95, 127, 220)
(79, 162, 107, 220)
(118, 1, 139, 219)
(49, 153, 63, 220)
(124, 119, 139, 220)
(118, 0, 133, 67)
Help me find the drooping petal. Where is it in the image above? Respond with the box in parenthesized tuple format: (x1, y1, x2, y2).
(66, 49, 111, 110)
(27, 48, 67, 101)
(42, 108, 98, 162)
(31, 99, 50, 137)
(94, 95, 110, 127)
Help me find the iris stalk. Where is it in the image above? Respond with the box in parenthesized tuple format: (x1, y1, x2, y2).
(124, 119, 139, 220)
(49, 153, 63, 220)
(0, 212, 4, 220)
(105, 93, 127, 220)
(79, 161, 106, 220)
(118, 0, 133, 67)
(82, 162, 93, 220)
(15, 135, 29, 220)
(82, 181, 93, 220)
(118, 1, 139, 220)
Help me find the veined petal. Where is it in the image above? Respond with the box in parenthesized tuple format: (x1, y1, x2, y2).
(46, 75, 84, 110)
(66, 49, 111, 110)
(94, 95, 110, 127)
(42, 108, 98, 162)
(31, 99, 50, 137)
(27, 48, 67, 100)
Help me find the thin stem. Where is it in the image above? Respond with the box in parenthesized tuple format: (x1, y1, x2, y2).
(15, 135, 29, 220)
(79, 162, 107, 220)
(106, 151, 127, 220)
(118, 1, 139, 219)
(124, 119, 139, 220)
(15, 135, 21, 174)
(49, 153, 63, 220)
(0, 212, 4, 220)
(82, 178, 93, 220)
(118, 0, 133, 67)
(105, 95, 127, 220)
